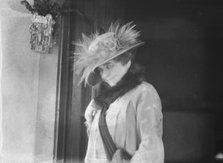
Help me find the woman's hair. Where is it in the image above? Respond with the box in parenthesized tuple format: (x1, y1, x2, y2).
(113, 49, 136, 65)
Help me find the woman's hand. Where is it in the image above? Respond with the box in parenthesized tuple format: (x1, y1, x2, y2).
(111, 149, 132, 163)
(111, 149, 123, 163)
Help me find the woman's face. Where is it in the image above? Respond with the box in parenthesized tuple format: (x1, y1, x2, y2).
(97, 59, 131, 86)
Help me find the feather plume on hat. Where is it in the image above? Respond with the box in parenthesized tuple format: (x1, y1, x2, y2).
(73, 22, 144, 85)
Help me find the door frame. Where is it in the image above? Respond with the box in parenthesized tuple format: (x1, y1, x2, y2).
(53, 0, 72, 161)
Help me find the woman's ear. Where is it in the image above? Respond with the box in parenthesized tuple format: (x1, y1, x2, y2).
(86, 69, 102, 86)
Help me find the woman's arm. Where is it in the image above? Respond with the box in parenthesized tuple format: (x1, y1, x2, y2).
(130, 84, 164, 163)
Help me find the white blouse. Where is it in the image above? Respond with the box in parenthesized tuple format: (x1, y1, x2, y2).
(84, 82, 164, 163)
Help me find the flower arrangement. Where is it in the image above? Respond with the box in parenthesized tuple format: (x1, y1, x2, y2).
(21, 0, 61, 53)
(21, 0, 61, 20)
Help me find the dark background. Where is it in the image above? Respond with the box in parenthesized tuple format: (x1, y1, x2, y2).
(124, 0, 223, 162)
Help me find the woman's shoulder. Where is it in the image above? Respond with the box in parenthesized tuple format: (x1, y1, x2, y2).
(138, 81, 155, 90)
(121, 81, 160, 102)
(132, 81, 159, 96)
(121, 81, 162, 112)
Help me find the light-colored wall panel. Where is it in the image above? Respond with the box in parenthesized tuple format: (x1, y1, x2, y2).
(0, 1, 59, 162)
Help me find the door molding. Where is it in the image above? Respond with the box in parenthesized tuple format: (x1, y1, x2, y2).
(53, 0, 72, 162)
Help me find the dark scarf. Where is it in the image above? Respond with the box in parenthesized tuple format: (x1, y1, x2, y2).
(94, 64, 145, 160)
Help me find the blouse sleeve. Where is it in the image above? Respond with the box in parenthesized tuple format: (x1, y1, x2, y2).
(84, 100, 97, 136)
(130, 84, 164, 163)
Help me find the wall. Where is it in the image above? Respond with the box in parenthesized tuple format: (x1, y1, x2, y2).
(0, 1, 58, 162)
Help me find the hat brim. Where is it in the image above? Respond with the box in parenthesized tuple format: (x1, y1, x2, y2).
(93, 42, 145, 70)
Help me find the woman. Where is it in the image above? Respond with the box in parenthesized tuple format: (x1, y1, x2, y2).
(74, 22, 164, 163)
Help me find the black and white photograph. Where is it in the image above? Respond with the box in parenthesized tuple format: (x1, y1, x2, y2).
(0, 0, 223, 163)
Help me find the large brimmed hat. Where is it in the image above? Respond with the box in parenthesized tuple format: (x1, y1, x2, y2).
(73, 22, 144, 85)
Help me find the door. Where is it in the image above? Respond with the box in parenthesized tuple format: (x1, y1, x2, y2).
(54, 0, 124, 162)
